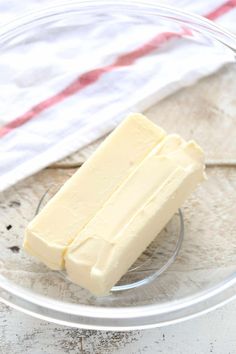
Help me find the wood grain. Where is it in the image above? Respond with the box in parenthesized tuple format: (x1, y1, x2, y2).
(53, 63, 236, 168)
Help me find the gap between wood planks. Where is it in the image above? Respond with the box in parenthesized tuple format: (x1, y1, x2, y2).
(47, 161, 236, 169)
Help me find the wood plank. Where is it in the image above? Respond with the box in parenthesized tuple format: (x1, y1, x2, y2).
(1, 300, 235, 353)
(53, 63, 236, 168)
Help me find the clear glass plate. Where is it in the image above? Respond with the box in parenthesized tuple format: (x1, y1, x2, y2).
(0, 1, 235, 330)
(36, 185, 184, 292)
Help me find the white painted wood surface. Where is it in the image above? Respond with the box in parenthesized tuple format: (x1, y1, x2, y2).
(0, 300, 235, 353)
(53, 64, 236, 167)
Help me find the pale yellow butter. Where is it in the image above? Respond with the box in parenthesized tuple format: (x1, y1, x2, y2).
(24, 113, 166, 269)
(65, 139, 205, 295)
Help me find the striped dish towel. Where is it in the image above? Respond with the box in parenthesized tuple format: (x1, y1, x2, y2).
(0, 0, 236, 191)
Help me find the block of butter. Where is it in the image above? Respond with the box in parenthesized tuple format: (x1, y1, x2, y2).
(24, 113, 166, 269)
(65, 137, 205, 295)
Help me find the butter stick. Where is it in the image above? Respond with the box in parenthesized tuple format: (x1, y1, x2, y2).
(65, 138, 205, 295)
(24, 114, 166, 269)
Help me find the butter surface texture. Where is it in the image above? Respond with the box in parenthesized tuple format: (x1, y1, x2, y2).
(24, 114, 166, 269)
(65, 137, 205, 295)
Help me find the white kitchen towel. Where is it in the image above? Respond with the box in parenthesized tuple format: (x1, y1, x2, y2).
(0, 0, 236, 191)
